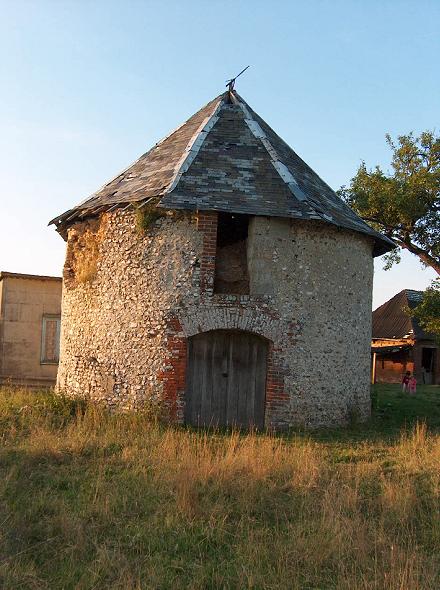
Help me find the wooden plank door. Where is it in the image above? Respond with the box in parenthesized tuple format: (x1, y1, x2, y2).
(185, 330, 268, 429)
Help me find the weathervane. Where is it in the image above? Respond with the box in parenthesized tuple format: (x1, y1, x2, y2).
(226, 65, 250, 93)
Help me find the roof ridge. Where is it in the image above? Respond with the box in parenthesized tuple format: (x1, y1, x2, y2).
(230, 92, 321, 214)
(239, 94, 386, 233)
(75, 94, 226, 211)
(163, 95, 224, 195)
(231, 93, 385, 231)
(155, 93, 225, 149)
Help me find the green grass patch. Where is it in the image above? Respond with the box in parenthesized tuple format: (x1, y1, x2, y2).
(0, 384, 440, 589)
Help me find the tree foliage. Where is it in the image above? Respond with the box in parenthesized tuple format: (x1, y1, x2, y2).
(411, 279, 440, 341)
(339, 131, 440, 274)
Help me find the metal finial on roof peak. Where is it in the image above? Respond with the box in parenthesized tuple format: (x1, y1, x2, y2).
(226, 65, 250, 93)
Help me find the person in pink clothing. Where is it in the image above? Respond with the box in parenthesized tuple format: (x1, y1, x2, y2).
(408, 375, 417, 395)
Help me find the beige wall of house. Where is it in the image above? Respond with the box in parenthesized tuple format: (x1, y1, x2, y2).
(0, 273, 62, 386)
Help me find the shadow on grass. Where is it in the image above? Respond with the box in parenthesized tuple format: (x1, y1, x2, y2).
(298, 384, 440, 445)
(2, 383, 440, 448)
(182, 384, 440, 446)
(181, 384, 440, 446)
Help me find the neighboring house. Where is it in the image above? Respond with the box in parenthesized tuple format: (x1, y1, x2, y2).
(372, 289, 439, 385)
(0, 272, 62, 387)
(49, 88, 394, 429)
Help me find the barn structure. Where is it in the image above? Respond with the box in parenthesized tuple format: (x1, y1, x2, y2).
(50, 89, 394, 428)
(372, 289, 439, 385)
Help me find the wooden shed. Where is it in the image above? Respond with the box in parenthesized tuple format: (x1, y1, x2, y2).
(372, 289, 439, 385)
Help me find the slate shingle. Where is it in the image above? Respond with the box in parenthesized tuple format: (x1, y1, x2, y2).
(50, 91, 394, 255)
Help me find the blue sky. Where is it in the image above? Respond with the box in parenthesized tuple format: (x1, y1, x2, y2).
(1, 0, 438, 308)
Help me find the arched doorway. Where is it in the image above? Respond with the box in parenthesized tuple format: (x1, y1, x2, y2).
(185, 330, 268, 429)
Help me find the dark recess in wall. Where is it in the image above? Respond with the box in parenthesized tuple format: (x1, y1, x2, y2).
(214, 213, 250, 294)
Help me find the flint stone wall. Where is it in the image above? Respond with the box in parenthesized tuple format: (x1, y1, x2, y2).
(57, 208, 374, 428)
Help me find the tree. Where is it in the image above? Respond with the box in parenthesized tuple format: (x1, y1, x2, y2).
(411, 279, 440, 341)
(338, 131, 440, 274)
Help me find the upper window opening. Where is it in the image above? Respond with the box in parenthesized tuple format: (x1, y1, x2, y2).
(214, 213, 250, 294)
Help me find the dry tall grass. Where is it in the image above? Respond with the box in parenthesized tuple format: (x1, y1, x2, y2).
(1, 387, 439, 589)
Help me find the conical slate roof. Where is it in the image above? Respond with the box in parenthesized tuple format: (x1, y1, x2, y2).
(50, 90, 394, 255)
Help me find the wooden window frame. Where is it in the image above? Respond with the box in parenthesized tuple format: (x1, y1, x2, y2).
(40, 314, 61, 365)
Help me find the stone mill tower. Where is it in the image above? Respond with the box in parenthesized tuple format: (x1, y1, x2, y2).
(50, 89, 394, 428)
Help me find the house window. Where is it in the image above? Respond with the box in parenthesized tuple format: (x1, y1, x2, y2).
(41, 315, 61, 364)
(214, 212, 250, 294)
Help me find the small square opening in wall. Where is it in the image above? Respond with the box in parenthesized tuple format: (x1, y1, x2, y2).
(41, 315, 61, 364)
(214, 212, 250, 294)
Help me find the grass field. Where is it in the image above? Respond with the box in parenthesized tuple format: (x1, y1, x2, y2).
(1, 384, 440, 589)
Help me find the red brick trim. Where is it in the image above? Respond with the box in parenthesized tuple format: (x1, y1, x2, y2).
(265, 342, 288, 424)
(158, 314, 187, 422)
(160, 212, 292, 427)
(197, 211, 218, 296)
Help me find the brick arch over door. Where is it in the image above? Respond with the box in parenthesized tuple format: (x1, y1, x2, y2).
(185, 329, 269, 429)
(159, 313, 290, 427)
(179, 304, 289, 344)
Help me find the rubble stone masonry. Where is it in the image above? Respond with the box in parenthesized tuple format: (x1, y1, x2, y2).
(57, 208, 374, 428)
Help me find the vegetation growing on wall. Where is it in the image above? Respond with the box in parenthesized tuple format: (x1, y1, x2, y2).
(134, 202, 192, 235)
(64, 217, 105, 287)
(134, 202, 167, 234)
